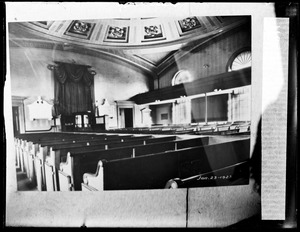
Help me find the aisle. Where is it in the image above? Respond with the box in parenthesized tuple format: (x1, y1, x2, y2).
(16, 168, 38, 191)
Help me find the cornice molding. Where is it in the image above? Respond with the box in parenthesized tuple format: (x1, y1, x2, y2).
(9, 38, 157, 79)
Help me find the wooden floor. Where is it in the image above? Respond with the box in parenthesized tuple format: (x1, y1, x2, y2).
(16, 168, 38, 191)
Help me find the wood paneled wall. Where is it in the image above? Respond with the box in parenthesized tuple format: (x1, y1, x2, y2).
(157, 26, 251, 89)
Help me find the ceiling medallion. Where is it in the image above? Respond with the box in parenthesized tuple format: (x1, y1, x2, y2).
(73, 21, 89, 33)
(64, 20, 95, 40)
(177, 16, 202, 36)
(145, 26, 160, 37)
(142, 24, 166, 42)
(104, 26, 129, 43)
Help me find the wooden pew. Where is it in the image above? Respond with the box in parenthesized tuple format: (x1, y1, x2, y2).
(30, 134, 132, 146)
(58, 136, 207, 191)
(108, 124, 201, 135)
(15, 132, 117, 150)
(15, 138, 24, 171)
(14, 138, 21, 169)
(51, 135, 178, 191)
(41, 135, 151, 191)
(15, 134, 111, 190)
(15, 132, 108, 173)
(82, 138, 250, 191)
(37, 135, 151, 191)
(16, 133, 135, 191)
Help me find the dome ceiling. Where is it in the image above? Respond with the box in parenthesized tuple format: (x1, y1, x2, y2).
(8, 16, 250, 78)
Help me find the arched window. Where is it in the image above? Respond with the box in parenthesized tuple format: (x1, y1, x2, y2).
(227, 50, 251, 72)
(172, 70, 192, 86)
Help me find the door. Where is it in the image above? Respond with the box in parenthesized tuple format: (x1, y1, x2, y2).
(124, 108, 133, 128)
(12, 106, 20, 136)
(119, 108, 133, 128)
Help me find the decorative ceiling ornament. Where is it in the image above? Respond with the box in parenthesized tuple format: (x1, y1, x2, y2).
(142, 24, 166, 42)
(73, 21, 89, 33)
(64, 20, 95, 39)
(176, 16, 203, 36)
(145, 26, 160, 37)
(104, 26, 129, 43)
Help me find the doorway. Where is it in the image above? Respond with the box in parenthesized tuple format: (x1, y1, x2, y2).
(124, 108, 133, 128)
(12, 106, 20, 136)
(120, 108, 133, 128)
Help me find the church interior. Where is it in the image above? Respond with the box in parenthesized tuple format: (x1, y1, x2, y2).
(8, 16, 253, 192)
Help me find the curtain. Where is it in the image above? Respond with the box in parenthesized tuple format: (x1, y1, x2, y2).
(53, 63, 95, 116)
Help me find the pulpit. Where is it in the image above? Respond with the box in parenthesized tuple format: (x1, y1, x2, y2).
(94, 115, 109, 131)
(61, 112, 95, 132)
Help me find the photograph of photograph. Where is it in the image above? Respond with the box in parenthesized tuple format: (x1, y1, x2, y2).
(8, 14, 252, 192)
(4, 2, 297, 229)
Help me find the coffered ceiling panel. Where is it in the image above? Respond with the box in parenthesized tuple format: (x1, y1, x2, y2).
(8, 16, 250, 79)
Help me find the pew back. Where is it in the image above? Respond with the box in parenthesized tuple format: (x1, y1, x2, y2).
(100, 138, 250, 190)
(60, 137, 208, 191)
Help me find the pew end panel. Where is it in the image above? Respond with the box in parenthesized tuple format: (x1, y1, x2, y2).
(82, 160, 105, 191)
(34, 157, 44, 191)
(34, 146, 49, 191)
(70, 147, 134, 191)
(44, 163, 56, 191)
(14, 138, 21, 169)
(22, 141, 32, 177)
(47, 149, 62, 170)
(27, 143, 38, 186)
(19, 140, 26, 172)
(58, 170, 73, 191)
(44, 149, 62, 191)
(58, 153, 74, 191)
